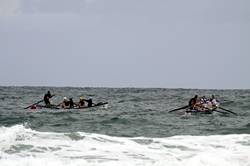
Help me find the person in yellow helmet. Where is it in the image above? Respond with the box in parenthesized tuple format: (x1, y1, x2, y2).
(78, 96, 86, 108)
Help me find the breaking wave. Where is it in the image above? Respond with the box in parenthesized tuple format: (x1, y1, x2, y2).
(1, 125, 250, 166)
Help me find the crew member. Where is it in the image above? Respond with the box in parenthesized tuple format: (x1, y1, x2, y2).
(69, 98, 75, 108)
(85, 97, 94, 107)
(78, 97, 86, 108)
(211, 95, 219, 107)
(44, 91, 52, 106)
(188, 95, 198, 109)
(61, 97, 70, 109)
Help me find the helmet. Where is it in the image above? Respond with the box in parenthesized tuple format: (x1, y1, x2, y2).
(63, 97, 67, 100)
(80, 96, 84, 100)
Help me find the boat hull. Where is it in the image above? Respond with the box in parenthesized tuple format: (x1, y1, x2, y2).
(28, 102, 108, 111)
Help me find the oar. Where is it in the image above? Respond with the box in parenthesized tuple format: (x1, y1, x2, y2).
(213, 109, 229, 114)
(24, 99, 44, 109)
(218, 106, 237, 115)
(24, 95, 55, 109)
(168, 105, 189, 113)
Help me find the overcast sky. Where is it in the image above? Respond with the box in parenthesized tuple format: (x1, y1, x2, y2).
(0, 0, 249, 89)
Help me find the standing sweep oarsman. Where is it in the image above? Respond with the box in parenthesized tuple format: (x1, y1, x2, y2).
(188, 95, 198, 110)
(44, 91, 53, 107)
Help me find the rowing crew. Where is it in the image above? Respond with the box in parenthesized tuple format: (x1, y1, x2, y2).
(188, 95, 219, 112)
(43, 91, 95, 109)
(60, 96, 93, 109)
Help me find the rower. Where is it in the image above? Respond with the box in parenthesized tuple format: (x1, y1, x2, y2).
(194, 97, 207, 112)
(85, 97, 94, 107)
(30, 105, 37, 109)
(61, 97, 70, 109)
(188, 95, 198, 109)
(210, 95, 219, 107)
(69, 98, 75, 108)
(44, 91, 52, 107)
(78, 96, 86, 108)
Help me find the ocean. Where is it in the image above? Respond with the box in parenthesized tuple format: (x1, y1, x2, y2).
(0, 86, 250, 166)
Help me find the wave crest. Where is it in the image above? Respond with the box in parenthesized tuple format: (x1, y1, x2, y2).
(0, 125, 250, 166)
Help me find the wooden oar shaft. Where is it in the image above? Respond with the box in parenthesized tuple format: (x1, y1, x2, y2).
(168, 105, 189, 113)
(218, 107, 237, 115)
(24, 95, 55, 109)
(213, 109, 229, 114)
(24, 99, 44, 109)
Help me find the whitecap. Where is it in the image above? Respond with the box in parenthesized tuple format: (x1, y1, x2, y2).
(0, 125, 250, 166)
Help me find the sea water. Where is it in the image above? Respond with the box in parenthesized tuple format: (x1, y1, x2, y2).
(0, 87, 250, 166)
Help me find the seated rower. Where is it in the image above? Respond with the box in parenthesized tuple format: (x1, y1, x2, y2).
(210, 95, 219, 107)
(85, 97, 95, 107)
(61, 97, 70, 109)
(30, 105, 37, 109)
(203, 100, 213, 110)
(69, 98, 75, 108)
(188, 96, 209, 112)
(78, 97, 86, 108)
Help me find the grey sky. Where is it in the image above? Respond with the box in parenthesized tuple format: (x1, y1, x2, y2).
(0, 0, 249, 89)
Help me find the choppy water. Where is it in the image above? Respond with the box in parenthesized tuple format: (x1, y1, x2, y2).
(0, 86, 250, 166)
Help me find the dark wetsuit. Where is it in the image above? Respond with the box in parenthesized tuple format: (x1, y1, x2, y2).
(79, 100, 85, 107)
(86, 99, 93, 107)
(69, 99, 74, 108)
(44, 93, 52, 105)
(66, 101, 70, 106)
(188, 97, 197, 109)
(63, 101, 70, 107)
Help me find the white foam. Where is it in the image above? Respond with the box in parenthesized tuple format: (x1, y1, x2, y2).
(0, 125, 250, 166)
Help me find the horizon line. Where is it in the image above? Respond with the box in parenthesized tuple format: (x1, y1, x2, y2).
(0, 84, 249, 91)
